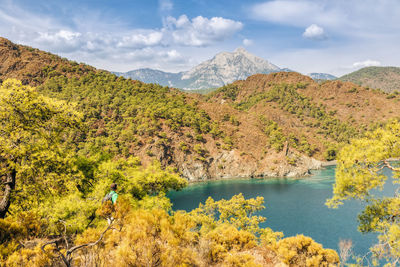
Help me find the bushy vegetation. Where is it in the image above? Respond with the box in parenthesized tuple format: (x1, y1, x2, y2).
(276, 235, 339, 266)
(207, 84, 240, 101)
(259, 116, 317, 156)
(234, 83, 359, 159)
(238, 84, 358, 143)
(260, 117, 287, 152)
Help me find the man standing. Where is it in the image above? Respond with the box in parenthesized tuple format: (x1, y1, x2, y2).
(102, 183, 118, 204)
(109, 183, 118, 204)
(102, 183, 118, 225)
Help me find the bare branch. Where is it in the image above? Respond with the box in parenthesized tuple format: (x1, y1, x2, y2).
(41, 238, 70, 267)
(41, 237, 63, 251)
(66, 223, 113, 256)
(40, 223, 113, 267)
(383, 160, 400, 172)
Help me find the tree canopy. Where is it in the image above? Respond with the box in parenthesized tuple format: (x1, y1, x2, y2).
(0, 79, 82, 218)
(327, 120, 400, 265)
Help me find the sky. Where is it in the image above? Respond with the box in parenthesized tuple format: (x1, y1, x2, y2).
(0, 0, 399, 76)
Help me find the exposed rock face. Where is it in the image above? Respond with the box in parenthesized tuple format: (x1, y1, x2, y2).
(144, 134, 323, 181)
(171, 148, 322, 181)
(114, 48, 281, 90)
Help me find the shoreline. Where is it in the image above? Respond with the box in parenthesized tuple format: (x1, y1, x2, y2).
(186, 174, 302, 185)
(184, 158, 399, 184)
(321, 160, 337, 167)
(185, 164, 336, 185)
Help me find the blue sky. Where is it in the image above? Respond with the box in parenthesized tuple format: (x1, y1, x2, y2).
(1, 0, 399, 76)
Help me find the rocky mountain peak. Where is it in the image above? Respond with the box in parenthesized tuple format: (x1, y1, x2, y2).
(234, 47, 247, 54)
(180, 48, 281, 89)
(115, 48, 282, 90)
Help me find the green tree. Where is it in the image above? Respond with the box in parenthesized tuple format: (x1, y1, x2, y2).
(189, 193, 282, 243)
(327, 120, 400, 265)
(0, 79, 81, 218)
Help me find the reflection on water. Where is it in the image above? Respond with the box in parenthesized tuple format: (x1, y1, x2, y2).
(168, 166, 395, 256)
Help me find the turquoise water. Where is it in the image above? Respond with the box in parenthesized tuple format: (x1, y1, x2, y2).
(168, 166, 396, 256)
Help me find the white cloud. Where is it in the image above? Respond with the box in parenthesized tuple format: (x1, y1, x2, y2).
(303, 24, 326, 40)
(96, 47, 189, 71)
(165, 15, 243, 46)
(117, 31, 164, 49)
(243, 38, 253, 46)
(352, 60, 381, 68)
(165, 49, 183, 61)
(37, 30, 81, 43)
(35, 30, 82, 52)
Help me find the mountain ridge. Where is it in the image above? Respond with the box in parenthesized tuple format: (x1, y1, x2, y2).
(339, 66, 400, 93)
(115, 49, 339, 89)
(308, 73, 337, 80)
(114, 47, 282, 90)
(0, 37, 95, 85)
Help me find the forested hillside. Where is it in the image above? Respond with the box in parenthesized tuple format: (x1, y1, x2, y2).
(1, 38, 400, 181)
(339, 66, 400, 93)
(0, 37, 95, 85)
(204, 73, 400, 160)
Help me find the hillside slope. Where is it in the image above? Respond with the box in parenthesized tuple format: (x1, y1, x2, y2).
(339, 66, 400, 93)
(1, 37, 400, 181)
(0, 37, 96, 86)
(204, 72, 400, 161)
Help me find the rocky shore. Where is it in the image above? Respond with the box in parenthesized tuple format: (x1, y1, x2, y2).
(177, 149, 325, 181)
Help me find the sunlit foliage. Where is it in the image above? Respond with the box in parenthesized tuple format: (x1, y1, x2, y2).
(327, 120, 400, 265)
(0, 79, 82, 217)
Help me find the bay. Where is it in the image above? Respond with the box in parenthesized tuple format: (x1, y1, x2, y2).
(168, 166, 396, 257)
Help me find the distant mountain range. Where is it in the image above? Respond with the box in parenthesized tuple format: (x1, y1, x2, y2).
(114, 48, 342, 89)
(338, 66, 400, 93)
(308, 73, 337, 80)
(114, 68, 183, 87)
(114, 48, 285, 90)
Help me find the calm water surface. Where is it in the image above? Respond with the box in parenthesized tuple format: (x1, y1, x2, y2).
(168, 166, 396, 256)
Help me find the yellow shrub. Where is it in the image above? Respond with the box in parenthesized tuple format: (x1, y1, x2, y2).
(206, 224, 257, 263)
(223, 252, 262, 267)
(0, 212, 47, 262)
(5, 244, 56, 267)
(276, 235, 339, 267)
(74, 208, 200, 266)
